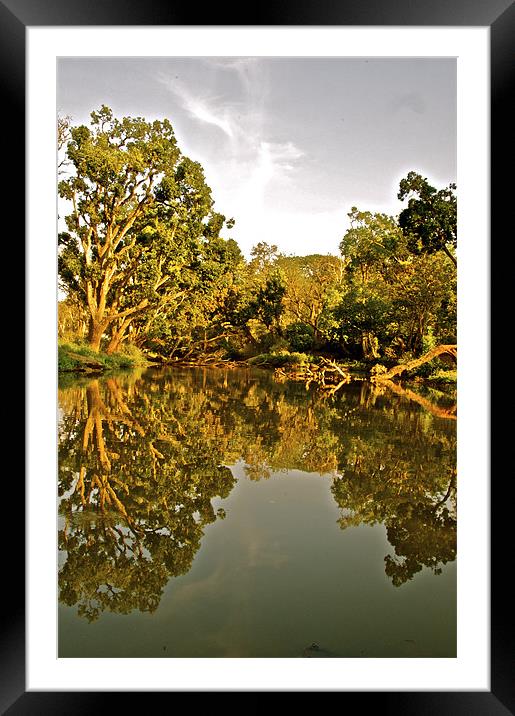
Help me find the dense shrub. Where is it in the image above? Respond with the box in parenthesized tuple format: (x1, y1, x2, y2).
(58, 346, 80, 372)
(247, 351, 317, 368)
(285, 323, 315, 352)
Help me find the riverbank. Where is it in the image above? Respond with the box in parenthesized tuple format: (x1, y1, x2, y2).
(58, 342, 456, 396)
(246, 350, 456, 390)
(58, 341, 150, 373)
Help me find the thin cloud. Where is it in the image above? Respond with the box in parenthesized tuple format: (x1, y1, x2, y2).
(186, 100, 234, 138)
(156, 67, 314, 256)
(158, 74, 235, 138)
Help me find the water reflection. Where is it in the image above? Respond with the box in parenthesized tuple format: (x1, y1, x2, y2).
(58, 371, 237, 621)
(58, 367, 456, 620)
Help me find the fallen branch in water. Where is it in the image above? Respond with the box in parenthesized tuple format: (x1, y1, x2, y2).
(274, 357, 352, 389)
(370, 344, 457, 382)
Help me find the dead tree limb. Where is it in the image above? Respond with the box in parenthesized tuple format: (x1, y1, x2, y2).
(371, 344, 457, 382)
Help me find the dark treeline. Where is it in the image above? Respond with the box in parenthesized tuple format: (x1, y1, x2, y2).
(58, 107, 456, 368)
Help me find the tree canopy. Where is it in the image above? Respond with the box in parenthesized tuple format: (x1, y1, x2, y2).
(397, 171, 457, 267)
(58, 108, 456, 367)
(58, 106, 236, 353)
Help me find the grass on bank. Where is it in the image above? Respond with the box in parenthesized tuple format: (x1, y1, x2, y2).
(58, 340, 149, 373)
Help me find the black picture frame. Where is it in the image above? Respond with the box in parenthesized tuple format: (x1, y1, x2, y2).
(6, 0, 507, 712)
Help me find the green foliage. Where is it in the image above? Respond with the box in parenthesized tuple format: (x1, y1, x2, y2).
(259, 337, 290, 357)
(58, 340, 97, 360)
(398, 172, 457, 265)
(118, 343, 148, 364)
(425, 369, 457, 385)
(247, 353, 289, 367)
(58, 346, 81, 372)
(407, 330, 439, 377)
(412, 361, 434, 379)
(333, 201, 456, 360)
(279, 254, 345, 346)
(284, 352, 316, 366)
(58, 120, 456, 372)
(340, 209, 405, 275)
(247, 351, 316, 367)
(58, 340, 145, 372)
(58, 106, 237, 354)
(249, 241, 279, 272)
(332, 284, 393, 358)
(251, 271, 286, 332)
(422, 326, 437, 354)
(285, 323, 315, 352)
(102, 354, 134, 370)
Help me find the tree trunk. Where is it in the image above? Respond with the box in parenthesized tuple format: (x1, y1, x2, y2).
(105, 329, 124, 355)
(371, 344, 457, 382)
(362, 331, 380, 360)
(88, 320, 107, 352)
(244, 325, 259, 346)
(442, 243, 457, 267)
(105, 335, 122, 355)
(106, 315, 133, 354)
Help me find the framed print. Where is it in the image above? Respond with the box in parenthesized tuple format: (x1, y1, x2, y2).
(5, 0, 509, 711)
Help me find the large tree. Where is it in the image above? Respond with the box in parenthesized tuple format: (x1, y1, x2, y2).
(397, 171, 457, 267)
(337, 209, 405, 359)
(139, 232, 245, 359)
(389, 251, 455, 354)
(339, 209, 405, 280)
(279, 254, 346, 347)
(58, 106, 233, 353)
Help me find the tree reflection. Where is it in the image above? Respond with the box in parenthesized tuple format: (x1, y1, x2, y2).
(58, 373, 236, 621)
(330, 383, 457, 586)
(58, 367, 457, 619)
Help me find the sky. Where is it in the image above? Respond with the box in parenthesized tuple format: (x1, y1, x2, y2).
(57, 57, 456, 258)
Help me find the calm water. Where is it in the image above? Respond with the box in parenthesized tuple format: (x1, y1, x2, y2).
(58, 366, 456, 658)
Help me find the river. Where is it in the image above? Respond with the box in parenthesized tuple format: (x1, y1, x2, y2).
(58, 365, 456, 657)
